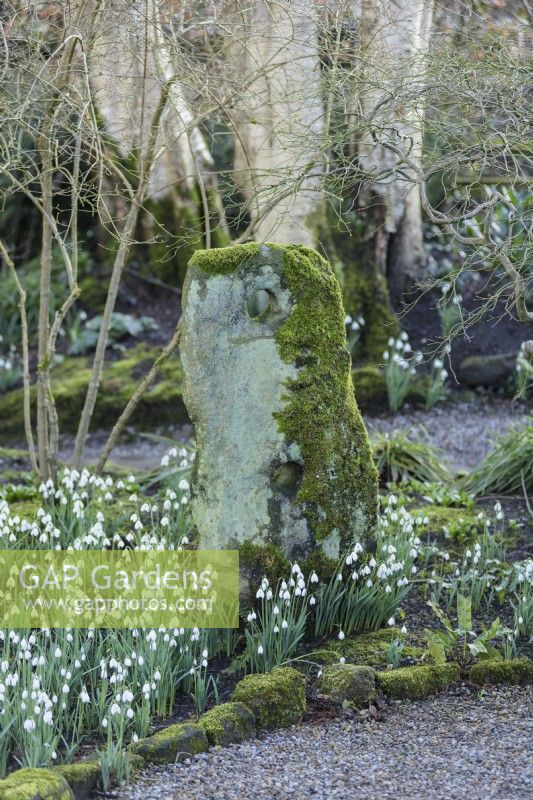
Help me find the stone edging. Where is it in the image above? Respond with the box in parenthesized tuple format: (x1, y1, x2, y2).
(0, 659, 531, 799)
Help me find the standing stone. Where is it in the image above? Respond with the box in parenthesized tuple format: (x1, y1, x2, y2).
(180, 243, 378, 562)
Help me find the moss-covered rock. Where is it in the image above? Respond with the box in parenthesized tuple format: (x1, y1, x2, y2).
(231, 667, 306, 730)
(351, 366, 387, 412)
(54, 761, 100, 800)
(318, 628, 427, 669)
(468, 657, 533, 686)
(0, 769, 73, 800)
(199, 702, 256, 746)
(181, 243, 378, 560)
(0, 344, 186, 438)
(378, 663, 460, 700)
(130, 722, 208, 765)
(316, 664, 376, 707)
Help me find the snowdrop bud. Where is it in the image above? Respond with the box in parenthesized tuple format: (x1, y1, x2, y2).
(338, 630, 345, 641)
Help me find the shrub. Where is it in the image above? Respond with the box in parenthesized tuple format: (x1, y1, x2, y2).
(371, 430, 450, 485)
(461, 424, 533, 496)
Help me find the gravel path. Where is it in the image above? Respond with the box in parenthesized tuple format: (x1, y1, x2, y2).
(118, 686, 533, 800)
(365, 397, 531, 472)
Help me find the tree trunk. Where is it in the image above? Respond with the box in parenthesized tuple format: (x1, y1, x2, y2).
(357, 0, 434, 298)
(228, 0, 324, 246)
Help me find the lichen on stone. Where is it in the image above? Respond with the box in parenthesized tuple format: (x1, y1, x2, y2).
(316, 664, 376, 707)
(184, 243, 378, 559)
(231, 666, 306, 729)
(130, 722, 208, 765)
(199, 702, 256, 746)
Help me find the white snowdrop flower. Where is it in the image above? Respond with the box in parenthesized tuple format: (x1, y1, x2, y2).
(122, 690, 134, 703)
(101, 718, 108, 728)
(387, 617, 395, 627)
(338, 630, 345, 641)
(336, 573, 342, 582)
(23, 719, 36, 732)
(309, 596, 316, 606)
(345, 315, 352, 325)
(385, 585, 392, 594)
(339, 657, 346, 664)
(317, 669, 322, 679)
(126, 708, 134, 719)
(161, 455, 170, 467)
(388, 337, 395, 346)
(132, 733, 139, 743)
(80, 687, 90, 704)
(178, 479, 189, 492)
(110, 703, 121, 716)
(310, 571, 319, 584)
(273, 625, 280, 633)
(383, 351, 389, 360)
(62, 684, 69, 694)
(160, 516, 169, 527)
(257, 645, 264, 655)
(154, 670, 161, 681)
(366, 579, 373, 588)
(401, 625, 408, 634)
(54, 647, 61, 658)
(256, 588, 265, 599)
(281, 620, 288, 629)
(43, 710, 53, 725)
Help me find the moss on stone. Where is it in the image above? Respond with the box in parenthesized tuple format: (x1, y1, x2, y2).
(316, 664, 376, 707)
(0, 344, 186, 439)
(300, 549, 337, 586)
(231, 667, 306, 730)
(239, 541, 290, 593)
(189, 243, 378, 550)
(199, 702, 256, 746)
(54, 761, 100, 800)
(130, 722, 208, 765)
(378, 663, 460, 700)
(0, 769, 73, 800)
(468, 657, 533, 686)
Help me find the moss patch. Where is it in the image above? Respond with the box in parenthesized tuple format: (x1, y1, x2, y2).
(231, 667, 306, 730)
(54, 761, 100, 800)
(316, 664, 376, 707)
(468, 657, 533, 686)
(378, 663, 460, 700)
(199, 702, 256, 746)
(130, 722, 208, 765)
(0, 769, 73, 800)
(0, 344, 186, 438)
(318, 628, 427, 669)
(413, 506, 485, 545)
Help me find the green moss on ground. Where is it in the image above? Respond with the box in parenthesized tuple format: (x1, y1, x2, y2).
(0, 768, 73, 800)
(413, 506, 485, 545)
(199, 702, 256, 746)
(378, 663, 460, 700)
(318, 628, 427, 669)
(231, 667, 306, 730)
(316, 664, 376, 707)
(130, 722, 208, 765)
(190, 243, 378, 548)
(54, 761, 101, 800)
(468, 658, 533, 686)
(0, 344, 187, 438)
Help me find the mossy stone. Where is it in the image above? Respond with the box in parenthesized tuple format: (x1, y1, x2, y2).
(231, 667, 306, 730)
(199, 702, 256, 746)
(0, 769, 73, 800)
(181, 243, 378, 561)
(0, 344, 186, 439)
(316, 664, 376, 707)
(468, 657, 533, 686)
(378, 663, 460, 700)
(130, 722, 208, 765)
(318, 629, 427, 669)
(54, 761, 100, 800)
(413, 506, 484, 544)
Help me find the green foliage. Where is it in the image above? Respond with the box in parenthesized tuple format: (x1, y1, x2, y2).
(422, 358, 450, 409)
(461, 424, 533, 496)
(371, 431, 450, 485)
(68, 313, 158, 355)
(425, 596, 505, 668)
(382, 333, 418, 412)
(515, 343, 533, 399)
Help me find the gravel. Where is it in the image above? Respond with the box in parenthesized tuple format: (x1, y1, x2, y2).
(118, 686, 533, 800)
(365, 396, 531, 472)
